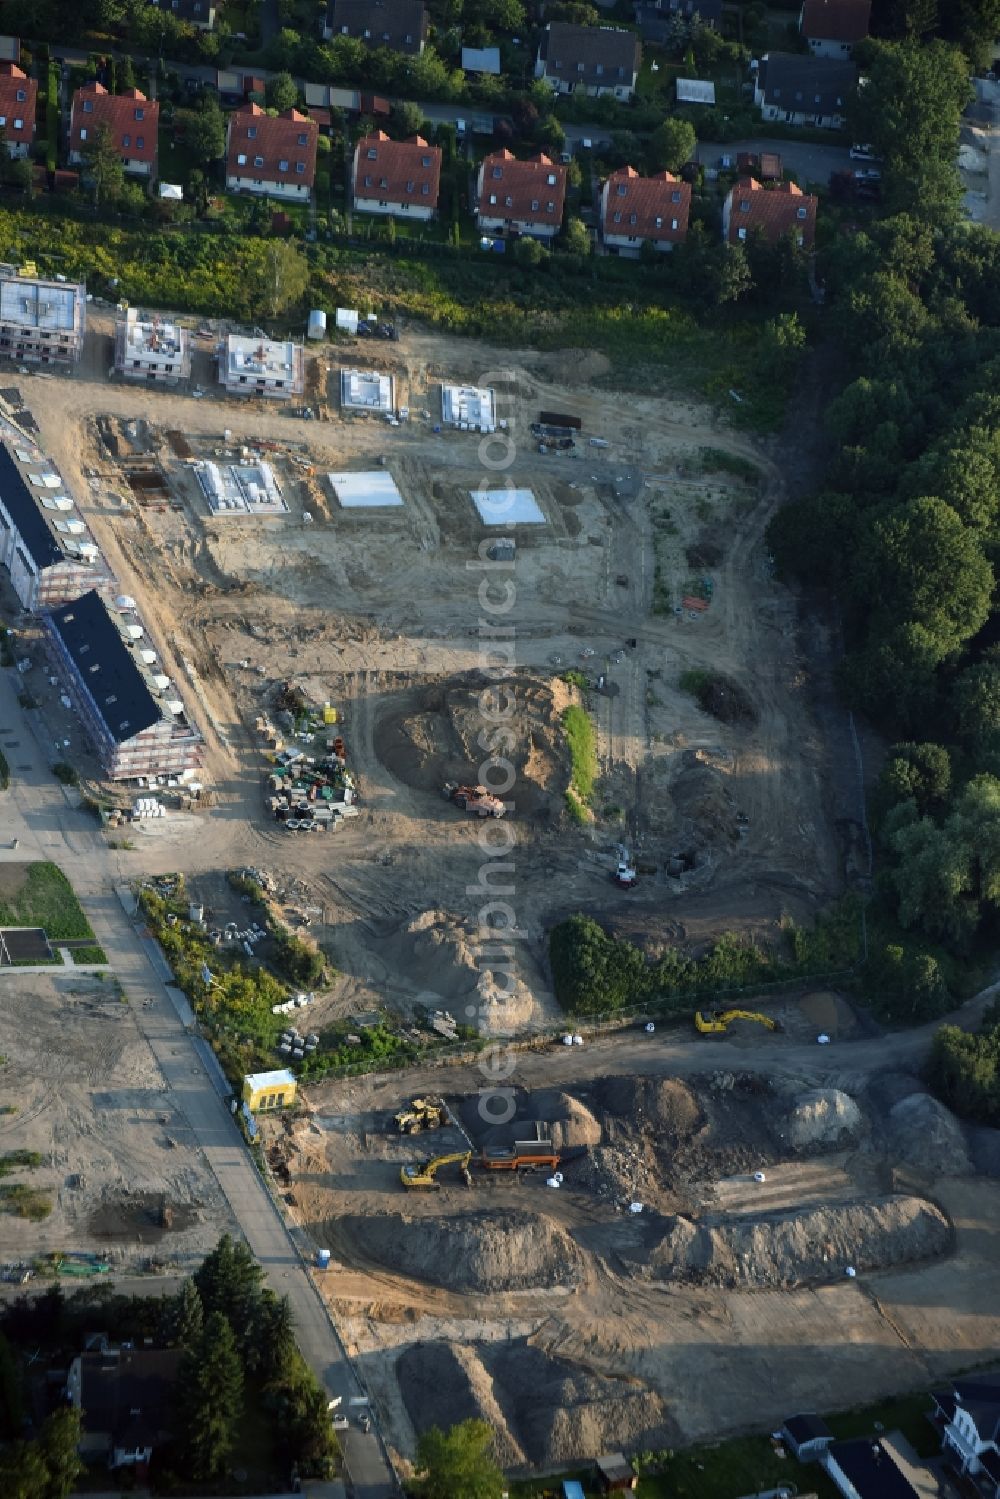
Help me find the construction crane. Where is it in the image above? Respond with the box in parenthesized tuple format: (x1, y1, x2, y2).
(393, 1097, 446, 1135)
(401, 1151, 473, 1190)
(695, 1009, 782, 1035)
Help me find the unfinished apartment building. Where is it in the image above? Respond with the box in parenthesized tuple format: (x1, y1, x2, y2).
(218, 334, 304, 400)
(45, 589, 203, 781)
(114, 308, 191, 383)
(0, 266, 86, 367)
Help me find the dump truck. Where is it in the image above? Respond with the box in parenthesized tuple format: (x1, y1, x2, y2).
(442, 782, 505, 818)
(695, 1009, 782, 1035)
(401, 1151, 473, 1189)
(480, 1142, 561, 1172)
(393, 1097, 446, 1134)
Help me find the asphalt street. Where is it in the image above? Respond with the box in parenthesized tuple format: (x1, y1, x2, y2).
(0, 669, 397, 1499)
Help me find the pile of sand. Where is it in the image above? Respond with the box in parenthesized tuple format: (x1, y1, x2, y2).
(786, 1089, 863, 1151)
(531, 1089, 603, 1150)
(631, 1194, 951, 1289)
(381, 909, 539, 1034)
(340, 1208, 584, 1293)
(886, 1094, 971, 1178)
(598, 1076, 703, 1143)
(398, 1337, 669, 1469)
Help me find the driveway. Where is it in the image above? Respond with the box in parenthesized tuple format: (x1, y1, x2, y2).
(696, 135, 853, 187)
(0, 669, 397, 1499)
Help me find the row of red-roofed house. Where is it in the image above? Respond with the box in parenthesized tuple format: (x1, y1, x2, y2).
(352, 134, 818, 255)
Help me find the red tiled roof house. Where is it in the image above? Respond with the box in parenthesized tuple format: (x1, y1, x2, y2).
(69, 84, 158, 178)
(476, 150, 567, 240)
(351, 131, 441, 219)
(800, 0, 871, 57)
(722, 176, 817, 250)
(0, 64, 37, 159)
(601, 167, 690, 256)
(225, 105, 318, 201)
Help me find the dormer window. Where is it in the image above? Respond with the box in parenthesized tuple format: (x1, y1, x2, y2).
(253, 155, 264, 167)
(83, 100, 94, 112)
(421, 182, 429, 194)
(279, 158, 289, 171)
(367, 147, 377, 159)
(296, 162, 305, 173)
(136, 135, 144, 148)
(297, 133, 308, 145)
(546, 200, 554, 211)
(629, 212, 637, 224)
(364, 174, 372, 187)
(237, 152, 247, 165)
(134, 108, 144, 121)
(421, 155, 431, 167)
(739, 199, 750, 212)
(616, 183, 626, 196)
(504, 194, 512, 206)
(613, 210, 621, 224)
(531, 198, 539, 211)
(406, 179, 414, 192)
(122, 134, 131, 148)
(15, 89, 25, 102)
(671, 190, 681, 203)
(654, 216, 662, 228)
(247, 126, 257, 139)
(797, 206, 807, 219)
(492, 166, 502, 178)
(547, 174, 556, 185)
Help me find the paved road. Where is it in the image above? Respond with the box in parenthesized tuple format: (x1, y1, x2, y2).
(0, 670, 397, 1499)
(696, 136, 853, 187)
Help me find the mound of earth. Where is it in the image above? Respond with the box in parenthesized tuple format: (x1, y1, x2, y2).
(531, 1088, 603, 1150)
(341, 1208, 584, 1292)
(381, 909, 539, 1033)
(688, 673, 758, 726)
(398, 1338, 671, 1469)
(630, 1194, 950, 1289)
(786, 1089, 863, 1151)
(597, 1076, 703, 1142)
(886, 1094, 971, 1177)
(396, 1342, 526, 1467)
(670, 755, 739, 844)
(571, 1141, 659, 1206)
(374, 671, 572, 818)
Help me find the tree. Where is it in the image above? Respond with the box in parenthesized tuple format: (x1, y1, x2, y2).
(848, 40, 972, 219)
(648, 116, 696, 173)
(875, 741, 952, 822)
(183, 98, 226, 167)
(888, 813, 977, 946)
(159, 1277, 204, 1350)
(36, 1408, 85, 1499)
(266, 71, 299, 113)
(413, 1420, 504, 1499)
(82, 123, 124, 206)
(0, 1332, 23, 1439)
(176, 1313, 244, 1479)
(513, 235, 544, 268)
(954, 655, 1000, 764)
(391, 99, 427, 137)
(563, 217, 591, 256)
(253, 240, 310, 319)
(193, 1233, 264, 1348)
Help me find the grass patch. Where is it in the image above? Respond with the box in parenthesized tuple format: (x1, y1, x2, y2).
(0, 1151, 42, 1177)
(826, 1392, 939, 1457)
(698, 447, 762, 485)
(0, 863, 95, 941)
(0, 1184, 52, 1221)
(562, 704, 598, 808)
(679, 668, 714, 698)
(70, 945, 109, 965)
(561, 669, 589, 690)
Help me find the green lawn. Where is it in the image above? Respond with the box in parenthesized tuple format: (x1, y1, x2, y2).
(826, 1392, 940, 1457)
(0, 862, 95, 941)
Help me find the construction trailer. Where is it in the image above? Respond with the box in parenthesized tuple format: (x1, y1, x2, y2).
(242, 1068, 297, 1112)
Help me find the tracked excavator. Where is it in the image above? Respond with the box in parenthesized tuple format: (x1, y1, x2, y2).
(401, 1151, 473, 1189)
(694, 1009, 782, 1035)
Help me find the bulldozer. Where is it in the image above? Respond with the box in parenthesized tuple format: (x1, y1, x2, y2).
(393, 1097, 446, 1135)
(695, 1009, 782, 1035)
(401, 1151, 473, 1190)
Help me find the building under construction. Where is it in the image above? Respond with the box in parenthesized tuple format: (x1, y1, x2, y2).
(114, 308, 191, 383)
(218, 334, 304, 400)
(0, 265, 86, 367)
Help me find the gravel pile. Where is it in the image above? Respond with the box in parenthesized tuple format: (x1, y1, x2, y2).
(341, 1208, 585, 1292)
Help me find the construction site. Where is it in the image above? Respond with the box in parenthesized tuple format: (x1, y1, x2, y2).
(3, 311, 995, 1472)
(263, 1019, 1000, 1476)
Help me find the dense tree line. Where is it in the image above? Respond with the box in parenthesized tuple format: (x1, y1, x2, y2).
(769, 38, 1000, 967)
(926, 1001, 1000, 1124)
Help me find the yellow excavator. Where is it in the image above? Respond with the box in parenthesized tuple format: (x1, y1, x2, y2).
(695, 1008, 782, 1035)
(401, 1151, 473, 1190)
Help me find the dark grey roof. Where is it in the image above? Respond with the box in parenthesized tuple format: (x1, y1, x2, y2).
(540, 23, 641, 85)
(828, 1438, 923, 1499)
(783, 1413, 833, 1444)
(0, 443, 62, 571)
(759, 51, 856, 113)
(634, 0, 723, 37)
(48, 590, 163, 745)
(78, 1348, 182, 1449)
(326, 0, 428, 53)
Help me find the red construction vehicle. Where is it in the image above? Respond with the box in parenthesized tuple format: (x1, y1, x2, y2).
(443, 782, 506, 819)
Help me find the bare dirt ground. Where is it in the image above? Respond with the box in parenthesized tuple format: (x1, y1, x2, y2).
(268, 1029, 1000, 1475)
(0, 971, 236, 1270)
(4, 311, 862, 1037)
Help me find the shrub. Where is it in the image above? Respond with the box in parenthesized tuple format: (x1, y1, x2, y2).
(51, 762, 79, 786)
